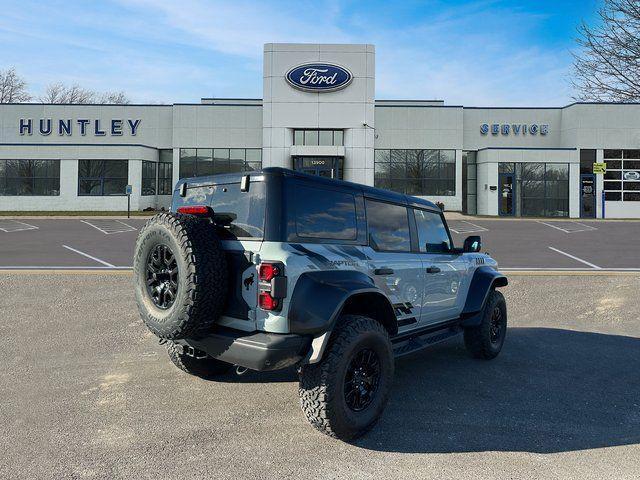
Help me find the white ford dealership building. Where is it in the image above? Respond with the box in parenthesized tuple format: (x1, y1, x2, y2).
(1, 43, 640, 218)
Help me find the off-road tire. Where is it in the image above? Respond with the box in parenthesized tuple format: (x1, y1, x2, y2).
(464, 289, 507, 359)
(167, 342, 232, 378)
(134, 212, 228, 340)
(298, 315, 394, 441)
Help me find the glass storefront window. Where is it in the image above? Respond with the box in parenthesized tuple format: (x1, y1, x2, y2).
(213, 149, 229, 174)
(604, 150, 622, 159)
(158, 150, 173, 195)
(462, 151, 477, 215)
(158, 162, 173, 195)
(245, 149, 262, 171)
(580, 149, 596, 174)
(499, 162, 569, 217)
(318, 131, 333, 146)
(603, 150, 640, 202)
(0, 159, 60, 196)
(293, 129, 344, 146)
(304, 130, 319, 146)
(141, 161, 157, 196)
(179, 148, 196, 179)
(78, 160, 128, 196)
(499, 163, 515, 173)
(374, 149, 456, 196)
(179, 148, 262, 178)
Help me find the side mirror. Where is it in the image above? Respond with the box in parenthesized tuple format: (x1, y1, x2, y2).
(463, 235, 482, 253)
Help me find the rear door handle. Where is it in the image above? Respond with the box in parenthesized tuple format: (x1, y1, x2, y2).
(426, 266, 441, 274)
(374, 268, 394, 276)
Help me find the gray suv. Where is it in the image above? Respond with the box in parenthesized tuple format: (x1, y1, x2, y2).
(133, 167, 508, 440)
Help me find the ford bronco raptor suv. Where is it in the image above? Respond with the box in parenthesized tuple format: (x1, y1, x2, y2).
(134, 167, 507, 440)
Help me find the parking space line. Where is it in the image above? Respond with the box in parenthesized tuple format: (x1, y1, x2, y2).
(537, 220, 597, 233)
(548, 246, 602, 269)
(0, 220, 39, 233)
(572, 221, 598, 232)
(448, 221, 488, 234)
(62, 245, 116, 268)
(81, 219, 136, 235)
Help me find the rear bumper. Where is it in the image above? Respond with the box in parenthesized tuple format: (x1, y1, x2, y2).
(179, 328, 312, 371)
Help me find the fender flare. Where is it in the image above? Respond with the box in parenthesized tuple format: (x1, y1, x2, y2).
(287, 270, 395, 336)
(460, 266, 508, 327)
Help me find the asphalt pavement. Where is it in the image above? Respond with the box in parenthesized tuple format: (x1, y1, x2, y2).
(1, 273, 639, 479)
(0, 217, 639, 271)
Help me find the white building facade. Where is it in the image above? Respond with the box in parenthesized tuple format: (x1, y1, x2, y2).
(1, 43, 640, 218)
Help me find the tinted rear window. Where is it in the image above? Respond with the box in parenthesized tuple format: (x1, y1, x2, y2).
(182, 181, 266, 239)
(366, 199, 411, 252)
(294, 185, 357, 240)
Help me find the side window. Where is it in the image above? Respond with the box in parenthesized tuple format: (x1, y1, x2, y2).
(366, 199, 411, 252)
(414, 209, 452, 253)
(295, 185, 357, 240)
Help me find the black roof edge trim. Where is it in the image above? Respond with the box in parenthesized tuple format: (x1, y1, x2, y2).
(177, 167, 439, 210)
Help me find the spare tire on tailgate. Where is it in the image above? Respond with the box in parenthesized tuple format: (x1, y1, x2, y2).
(133, 212, 228, 340)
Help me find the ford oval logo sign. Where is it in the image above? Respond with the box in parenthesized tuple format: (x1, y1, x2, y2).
(285, 63, 353, 92)
(624, 171, 640, 180)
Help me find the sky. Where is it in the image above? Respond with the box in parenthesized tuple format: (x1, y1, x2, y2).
(0, 0, 601, 106)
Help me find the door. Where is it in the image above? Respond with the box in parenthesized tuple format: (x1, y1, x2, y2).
(580, 174, 596, 218)
(413, 208, 468, 324)
(293, 157, 343, 179)
(364, 199, 424, 332)
(498, 173, 515, 216)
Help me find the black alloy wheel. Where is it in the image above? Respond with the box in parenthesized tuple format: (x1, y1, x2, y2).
(298, 315, 394, 440)
(463, 289, 507, 360)
(146, 244, 179, 309)
(344, 348, 382, 412)
(489, 305, 504, 343)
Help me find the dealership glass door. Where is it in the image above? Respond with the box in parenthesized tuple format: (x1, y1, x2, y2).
(498, 173, 515, 216)
(580, 174, 596, 218)
(462, 151, 477, 215)
(293, 156, 343, 179)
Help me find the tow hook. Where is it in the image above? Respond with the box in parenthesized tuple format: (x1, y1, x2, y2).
(235, 365, 249, 376)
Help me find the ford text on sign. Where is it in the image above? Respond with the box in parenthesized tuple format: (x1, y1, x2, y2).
(285, 63, 353, 92)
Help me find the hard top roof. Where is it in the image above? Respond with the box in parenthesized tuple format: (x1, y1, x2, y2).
(178, 167, 440, 210)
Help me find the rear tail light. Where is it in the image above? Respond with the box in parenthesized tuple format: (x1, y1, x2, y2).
(259, 292, 279, 310)
(176, 205, 211, 216)
(257, 262, 286, 311)
(259, 263, 280, 281)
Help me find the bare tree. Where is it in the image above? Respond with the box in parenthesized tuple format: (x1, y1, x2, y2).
(572, 0, 640, 101)
(40, 83, 96, 104)
(0, 67, 32, 103)
(97, 90, 131, 104)
(40, 82, 131, 104)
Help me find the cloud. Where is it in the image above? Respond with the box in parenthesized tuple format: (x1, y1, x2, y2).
(114, 0, 353, 58)
(0, 0, 578, 105)
(368, 1, 574, 105)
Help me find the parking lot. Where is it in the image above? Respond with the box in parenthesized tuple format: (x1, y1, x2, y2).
(0, 218, 146, 269)
(0, 217, 638, 271)
(446, 218, 640, 271)
(1, 273, 638, 479)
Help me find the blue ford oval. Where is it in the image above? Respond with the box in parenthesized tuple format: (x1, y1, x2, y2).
(285, 63, 353, 92)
